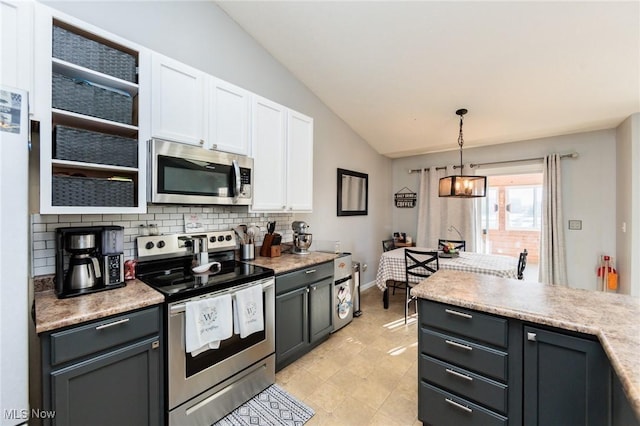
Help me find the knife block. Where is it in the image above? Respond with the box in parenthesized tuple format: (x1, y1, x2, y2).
(260, 234, 274, 257)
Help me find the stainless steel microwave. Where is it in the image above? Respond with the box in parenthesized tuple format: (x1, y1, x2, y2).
(148, 139, 253, 205)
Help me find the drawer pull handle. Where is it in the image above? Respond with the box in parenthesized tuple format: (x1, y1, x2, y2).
(95, 318, 130, 330)
(445, 398, 473, 413)
(527, 332, 537, 341)
(445, 368, 473, 381)
(445, 339, 473, 351)
(445, 308, 472, 319)
(305, 269, 317, 274)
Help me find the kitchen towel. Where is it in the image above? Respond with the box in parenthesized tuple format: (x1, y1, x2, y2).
(233, 284, 264, 338)
(185, 294, 233, 356)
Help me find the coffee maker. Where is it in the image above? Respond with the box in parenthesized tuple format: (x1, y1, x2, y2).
(292, 221, 312, 255)
(55, 226, 125, 298)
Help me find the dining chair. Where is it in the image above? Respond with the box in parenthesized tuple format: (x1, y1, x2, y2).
(517, 249, 528, 280)
(438, 239, 466, 251)
(382, 239, 405, 295)
(382, 239, 396, 252)
(404, 249, 439, 324)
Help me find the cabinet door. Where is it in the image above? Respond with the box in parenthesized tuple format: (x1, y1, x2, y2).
(151, 53, 206, 145)
(208, 77, 250, 155)
(51, 336, 161, 426)
(250, 95, 287, 211)
(275, 287, 308, 368)
(286, 109, 314, 212)
(309, 277, 333, 343)
(523, 326, 609, 426)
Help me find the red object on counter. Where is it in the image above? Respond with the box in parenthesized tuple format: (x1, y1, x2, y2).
(124, 259, 137, 280)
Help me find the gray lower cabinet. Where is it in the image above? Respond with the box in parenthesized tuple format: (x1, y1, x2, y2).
(418, 299, 519, 426)
(612, 372, 640, 426)
(41, 307, 163, 426)
(275, 261, 333, 371)
(523, 325, 609, 426)
(419, 299, 639, 426)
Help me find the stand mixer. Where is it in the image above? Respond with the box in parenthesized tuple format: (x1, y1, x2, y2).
(292, 221, 312, 255)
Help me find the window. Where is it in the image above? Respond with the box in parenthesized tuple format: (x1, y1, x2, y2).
(476, 172, 542, 268)
(506, 186, 542, 230)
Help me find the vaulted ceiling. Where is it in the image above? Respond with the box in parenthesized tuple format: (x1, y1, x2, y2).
(216, 1, 639, 158)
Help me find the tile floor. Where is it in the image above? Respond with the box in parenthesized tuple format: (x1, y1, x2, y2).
(275, 285, 422, 425)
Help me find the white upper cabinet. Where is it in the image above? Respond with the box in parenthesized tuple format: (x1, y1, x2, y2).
(250, 96, 314, 213)
(251, 96, 288, 211)
(150, 55, 251, 155)
(208, 77, 251, 155)
(286, 110, 314, 212)
(151, 53, 206, 146)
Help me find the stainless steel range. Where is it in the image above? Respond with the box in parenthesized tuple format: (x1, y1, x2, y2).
(136, 231, 275, 426)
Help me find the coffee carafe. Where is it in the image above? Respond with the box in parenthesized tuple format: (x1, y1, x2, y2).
(59, 231, 101, 293)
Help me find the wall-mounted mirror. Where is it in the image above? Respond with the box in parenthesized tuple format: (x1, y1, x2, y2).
(337, 168, 368, 216)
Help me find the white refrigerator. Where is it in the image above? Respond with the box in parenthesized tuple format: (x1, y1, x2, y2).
(0, 86, 30, 425)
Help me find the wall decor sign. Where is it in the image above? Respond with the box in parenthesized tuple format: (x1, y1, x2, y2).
(394, 187, 417, 208)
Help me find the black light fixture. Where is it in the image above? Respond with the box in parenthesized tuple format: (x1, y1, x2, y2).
(438, 108, 487, 198)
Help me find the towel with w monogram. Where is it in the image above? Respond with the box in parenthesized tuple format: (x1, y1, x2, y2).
(185, 294, 233, 356)
(233, 284, 264, 338)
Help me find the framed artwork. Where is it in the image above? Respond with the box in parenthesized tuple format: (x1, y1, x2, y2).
(337, 168, 368, 216)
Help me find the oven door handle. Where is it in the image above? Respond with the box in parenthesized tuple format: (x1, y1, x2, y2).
(169, 278, 273, 315)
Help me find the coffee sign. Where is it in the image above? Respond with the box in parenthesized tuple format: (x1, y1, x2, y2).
(394, 187, 417, 208)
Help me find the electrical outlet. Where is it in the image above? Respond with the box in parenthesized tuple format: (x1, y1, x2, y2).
(568, 220, 582, 230)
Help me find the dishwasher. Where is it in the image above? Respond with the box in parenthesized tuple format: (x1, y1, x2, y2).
(332, 253, 354, 332)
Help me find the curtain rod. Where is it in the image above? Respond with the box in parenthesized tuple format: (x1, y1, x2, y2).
(408, 152, 578, 174)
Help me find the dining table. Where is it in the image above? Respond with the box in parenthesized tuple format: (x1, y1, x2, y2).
(375, 247, 519, 308)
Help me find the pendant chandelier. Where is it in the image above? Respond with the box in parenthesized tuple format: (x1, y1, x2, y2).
(438, 108, 487, 198)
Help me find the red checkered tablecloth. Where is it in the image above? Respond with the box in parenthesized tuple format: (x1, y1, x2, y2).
(375, 247, 519, 291)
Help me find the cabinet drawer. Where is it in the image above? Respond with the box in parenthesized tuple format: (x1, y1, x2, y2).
(50, 307, 160, 365)
(420, 300, 507, 347)
(420, 328, 507, 381)
(420, 354, 507, 414)
(419, 381, 507, 426)
(276, 262, 333, 295)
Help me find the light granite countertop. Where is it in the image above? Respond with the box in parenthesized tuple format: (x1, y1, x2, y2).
(411, 269, 640, 418)
(33, 251, 336, 334)
(35, 280, 164, 334)
(246, 251, 338, 275)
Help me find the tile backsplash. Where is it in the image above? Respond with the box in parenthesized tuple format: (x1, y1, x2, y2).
(31, 205, 294, 277)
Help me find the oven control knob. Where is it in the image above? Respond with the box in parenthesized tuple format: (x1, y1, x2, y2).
(209, 236, 216, 243)
(157, 240, 166, 248)
(225, 235, 232, 241)
(218, 235, 225, 242)
(145, 241, 155, 250)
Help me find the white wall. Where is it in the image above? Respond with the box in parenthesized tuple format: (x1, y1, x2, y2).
(391, 130, 618, 291)
(616, 113, 640, 296)
(41, 1, 392, 284)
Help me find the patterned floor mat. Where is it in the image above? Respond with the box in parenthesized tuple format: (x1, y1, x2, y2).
(213, 384, 314, 426)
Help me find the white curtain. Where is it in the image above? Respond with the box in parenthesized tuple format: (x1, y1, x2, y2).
(539, 154, 568, 285)
(416, 166, 476, 250)
(415, 169, 430, 247)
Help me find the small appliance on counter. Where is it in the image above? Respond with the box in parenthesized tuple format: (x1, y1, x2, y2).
(292, 221, 312, 255)
(55, 226, 125, 298)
